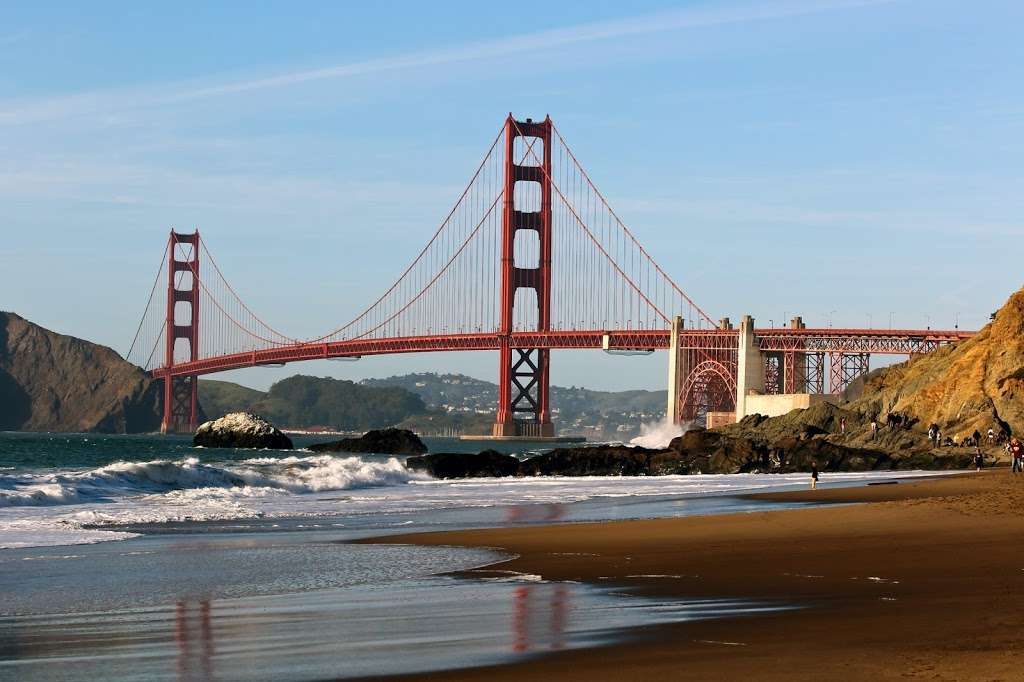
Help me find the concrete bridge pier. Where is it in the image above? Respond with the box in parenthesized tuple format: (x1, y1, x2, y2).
(666, 315, 690, 425)
(733, 314, 841, 422)
(735, 315, 765, 421)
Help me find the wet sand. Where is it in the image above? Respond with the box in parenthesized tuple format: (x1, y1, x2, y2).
(358, 471, 1024, 681)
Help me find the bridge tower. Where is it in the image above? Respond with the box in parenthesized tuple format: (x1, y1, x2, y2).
(161, 230, 200, 434)
(493, 115, 555, 438)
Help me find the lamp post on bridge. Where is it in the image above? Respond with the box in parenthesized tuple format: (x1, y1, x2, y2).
(866, 313, 872, 329)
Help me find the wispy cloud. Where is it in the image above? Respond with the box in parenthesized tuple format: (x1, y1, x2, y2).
(0, 156, 463, 217)
(0, 0, 896, 126)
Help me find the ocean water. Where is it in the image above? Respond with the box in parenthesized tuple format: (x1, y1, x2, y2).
(0, 432, 944, 549)
(0, 433, 949, 680)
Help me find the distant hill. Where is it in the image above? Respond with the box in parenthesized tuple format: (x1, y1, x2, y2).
(362, 372, 666, 438)
(360, 373, 496, 412)
(0, 312, 162, 432)
(199, 379, 265, 417)
(198, 375, 426, 431)
(198, 372, 665, 438)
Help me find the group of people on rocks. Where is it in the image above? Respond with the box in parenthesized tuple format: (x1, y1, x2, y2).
(925, 424, 1007, 449)
(817, 414, 1024, 483)
(810, 428, 1022, 488)
(924, 423, 1024, 473)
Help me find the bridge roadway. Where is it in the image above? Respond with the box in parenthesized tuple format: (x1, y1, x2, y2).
(151, 328, 971, 379)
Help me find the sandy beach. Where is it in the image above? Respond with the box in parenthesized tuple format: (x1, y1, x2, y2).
(360, 470, 1024, 681)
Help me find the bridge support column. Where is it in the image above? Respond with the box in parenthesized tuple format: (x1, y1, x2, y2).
(493, 115, 554, 438)
(806, 352, 826, 393)
(783, 351, 804, 394)
(161, 230, 200, 434)
(763, 353, 782, 394)
(666, 316, 691, 424)
(829, 352, 870, 395)
(734, 315, 764, 421)
(784, 316, 807, 394)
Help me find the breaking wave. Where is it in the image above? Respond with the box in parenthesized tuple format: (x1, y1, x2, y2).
(0, 455, 415, 508)
(629, 418, 695, 449)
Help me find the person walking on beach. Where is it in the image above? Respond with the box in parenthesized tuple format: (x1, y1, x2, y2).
(810, 461, 819, 490)
(1011, 438, 1023, 474)
(870, 418, 878, 440)
(974, 446, 984, 471)
(928, 425, 936, 446)
(988, 427, 995, 444)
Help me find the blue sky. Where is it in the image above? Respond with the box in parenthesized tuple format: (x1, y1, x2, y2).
(1, 0, 1021, 391)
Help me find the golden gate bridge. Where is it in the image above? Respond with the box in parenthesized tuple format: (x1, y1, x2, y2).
(126, 115, 971, 434)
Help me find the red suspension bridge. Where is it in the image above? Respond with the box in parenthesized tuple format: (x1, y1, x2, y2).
(126, 115, 972, 435)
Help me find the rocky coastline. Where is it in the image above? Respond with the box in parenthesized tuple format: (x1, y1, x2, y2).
(406, 419, 976, 480)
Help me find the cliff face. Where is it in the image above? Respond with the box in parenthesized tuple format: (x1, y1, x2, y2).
(852, 286, 1024, 438)
(0, 312, 162, 433)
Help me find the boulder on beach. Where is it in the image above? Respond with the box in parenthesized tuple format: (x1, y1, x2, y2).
(193, 412, 293, 449)
(406, 450, 520, 478)
(309, 428, 427, 455)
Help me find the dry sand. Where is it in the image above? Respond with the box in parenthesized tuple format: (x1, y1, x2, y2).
(357, 471, 1024, 681)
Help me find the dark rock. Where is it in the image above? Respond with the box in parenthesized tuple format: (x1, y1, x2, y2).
(310, 428, 427, 455)
(665, 429, 771, 474)
(403, 418, 974, 480)
(193, 412, 293, 449)
(406, 450, 520, 478)
(516, 444, 662, 476)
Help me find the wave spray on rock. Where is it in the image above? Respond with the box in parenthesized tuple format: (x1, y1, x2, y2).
(629, 417, 694, 449)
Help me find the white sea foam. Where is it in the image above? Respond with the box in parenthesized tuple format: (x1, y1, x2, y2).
(0, 455, 415, 508)
(629, 417, 694, 449)
(0, 455, 956, 550)
(0, 454, 422, 548)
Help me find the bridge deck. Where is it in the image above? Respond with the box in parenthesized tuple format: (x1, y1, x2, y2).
(150, 328, 971, 378)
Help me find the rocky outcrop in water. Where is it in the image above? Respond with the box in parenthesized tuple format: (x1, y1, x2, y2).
(310, 428, 427, 455)
(406, 450, 520, 478)
(517, 444, 663, 476)
(406, 426, 974, 480)
(664, 426, 969, 473)
(193, 412, 293, 449)
(0, 311, 164, 433)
